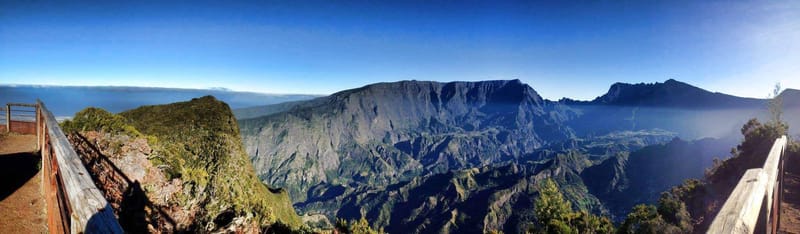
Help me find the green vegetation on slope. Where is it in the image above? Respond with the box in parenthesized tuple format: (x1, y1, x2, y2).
(616, 180, 696, 234)
(62, 107, 145, 138)
(62, 96, 301, 230)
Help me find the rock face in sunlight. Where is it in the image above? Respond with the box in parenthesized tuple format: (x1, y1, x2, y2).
(239, 80, 577, 203)
(62, 96, 301, 232)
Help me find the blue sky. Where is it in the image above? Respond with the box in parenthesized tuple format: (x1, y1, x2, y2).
(1, 1, 798, 100)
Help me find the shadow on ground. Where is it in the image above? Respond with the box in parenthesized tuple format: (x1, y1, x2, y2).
(0, 152, 40, 201)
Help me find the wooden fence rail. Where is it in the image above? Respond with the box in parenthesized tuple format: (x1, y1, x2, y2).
(707, 135, 787, 234)
(4, 103, 38, 133)
(35, 100, 123, 234)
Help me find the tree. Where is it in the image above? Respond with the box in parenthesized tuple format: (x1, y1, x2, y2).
(335, 217, 382, 234)
(656, 192, 692, 233)
(531, 179, 614, 234)
(618, 205, 668, 234)
(534, 179, 573, 231)
(573, 210, 615, 234)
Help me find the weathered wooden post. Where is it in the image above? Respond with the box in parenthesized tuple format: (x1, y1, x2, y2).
(5, 103, 9, 132)
(35, 102, 40, 149)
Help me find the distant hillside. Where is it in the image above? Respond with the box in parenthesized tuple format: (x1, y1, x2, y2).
(0, 85, 318, 117)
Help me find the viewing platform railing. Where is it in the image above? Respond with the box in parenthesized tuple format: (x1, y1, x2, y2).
(27, 100, 123, 234)
(707, 135, 787, 234)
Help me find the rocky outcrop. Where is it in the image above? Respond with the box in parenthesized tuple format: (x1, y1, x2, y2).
(63, 96, 302, 233)
(69, 131, 189, 233)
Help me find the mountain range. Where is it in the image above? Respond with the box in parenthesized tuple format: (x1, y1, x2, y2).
(236, 79, 798, 232)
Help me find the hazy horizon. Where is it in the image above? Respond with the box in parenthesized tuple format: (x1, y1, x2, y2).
(4, 77, 796, 103)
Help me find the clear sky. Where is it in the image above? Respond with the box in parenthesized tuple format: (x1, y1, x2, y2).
(1, 1, 798, 100)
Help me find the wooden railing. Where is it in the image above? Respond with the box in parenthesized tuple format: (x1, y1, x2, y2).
(35, 100, 123, 234)
(707, 135, 788, 234)
(3, 103, 38, 134)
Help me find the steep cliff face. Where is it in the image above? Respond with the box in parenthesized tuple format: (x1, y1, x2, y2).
(239, 80, 577, 202)
(62, 96, 301, 232)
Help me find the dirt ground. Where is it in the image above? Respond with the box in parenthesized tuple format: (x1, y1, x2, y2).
(0, 134, 48, 233)
(0, 133, 37, 155)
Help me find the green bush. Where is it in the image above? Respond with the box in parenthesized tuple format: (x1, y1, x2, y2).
(60, 107, 142, 137)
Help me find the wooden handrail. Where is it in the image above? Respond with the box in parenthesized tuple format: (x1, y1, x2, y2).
(37, 100, 123, 233)
(707, 135, 787, 234)
(8, 102, 39, 107)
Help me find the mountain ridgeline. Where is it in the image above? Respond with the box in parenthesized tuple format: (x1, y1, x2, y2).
(578, 79, 764, 108)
